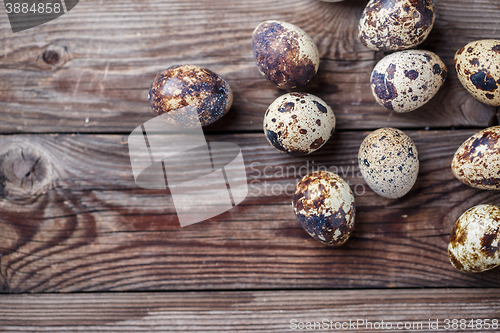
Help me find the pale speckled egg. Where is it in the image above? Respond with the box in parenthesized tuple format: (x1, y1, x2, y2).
(252, 20, 320, 89)
(451, 126, 500, 190)
(455, 39, 500, 106)
(358, 128, 419, 198)
(293, 171, 356, 246)
(263, 93, 335, 156)
(358, 0, 435, 52)
(370, 50, 447, 112)
(149, 65, 233, 127)
(448, 204, 500, 273)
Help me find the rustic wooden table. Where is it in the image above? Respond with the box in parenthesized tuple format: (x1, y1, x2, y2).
(0, 0, 499, 332)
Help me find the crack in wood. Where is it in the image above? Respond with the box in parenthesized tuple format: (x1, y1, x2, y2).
(19, 149, 41, 189)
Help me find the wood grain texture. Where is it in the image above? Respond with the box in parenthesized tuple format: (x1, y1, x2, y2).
(1, 0, 499, 328)
(0, 0, 499, 134)
(0, 130, 499, 293)
(1, 289, 499, 332)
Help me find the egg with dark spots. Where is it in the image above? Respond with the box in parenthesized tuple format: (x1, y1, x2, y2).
(149, 65, 233, 127)
(455, 40, 500, 106)
(263, 93, 335, 156)
(253, 20, 320, 89)
(370, 50, 447, 112)
(448, 204, 500, 273)
(358, 0, 435, 52)
(358, 128, 419, 198)
(293, 171, 356, 246)
(451, 126, 500, 190)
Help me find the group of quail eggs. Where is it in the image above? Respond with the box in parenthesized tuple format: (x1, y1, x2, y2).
(146, 0, 500, 274)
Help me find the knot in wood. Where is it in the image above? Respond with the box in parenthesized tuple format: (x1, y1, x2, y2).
(40, 44, 68, 68)
(0, 144, 54, 199)
(42, 50, 60, 65)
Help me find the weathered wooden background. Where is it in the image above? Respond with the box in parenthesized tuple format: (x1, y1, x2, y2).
(0, 0, 499, 331)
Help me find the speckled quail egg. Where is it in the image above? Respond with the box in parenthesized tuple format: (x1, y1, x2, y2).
(358, 128, 419, 198)
(455, 40, 500, 106)
(263, 93, 335, 156)
(252, 20, 320, 89)
(148, 65, 233, 127)
(293, 171, 356, 246)
(370, 50, 447, 112)
(451, 126, 500, 190)
(359, 0, 435, 52)
(448, 204, 500, 273)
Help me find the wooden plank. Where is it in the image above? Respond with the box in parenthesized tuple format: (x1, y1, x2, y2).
(1, 130, 500, 293)
(0, 289, 499, 332)
(0, 0, 498, 134)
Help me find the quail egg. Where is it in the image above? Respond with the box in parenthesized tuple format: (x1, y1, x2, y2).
(293, 171, 356, 246)
(359, 0, 435, 52)
(371, 50, 447, 112)
(448, 204, 500, 273)
(358, 128, 419, 198)
(149, 65, 233, 127)
(252, 20, 320, 89)
(451, 126, 500, 190)
(263, 93, 335, 156)
(455, 39, 500, 106)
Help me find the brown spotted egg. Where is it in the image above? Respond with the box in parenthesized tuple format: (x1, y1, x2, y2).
(263, 93, 335, 156)
(371, 50, 447, 112)
(448, 204, 500, 273)
(293, 171, 356, 246)
(455, 40, 500, 106)
(451, 126, 500, 190)
(148, 65, 233, 127)
(359, 0, 435, 52)
(358, 128, 419, 198)
(253, 20, 320, 89)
